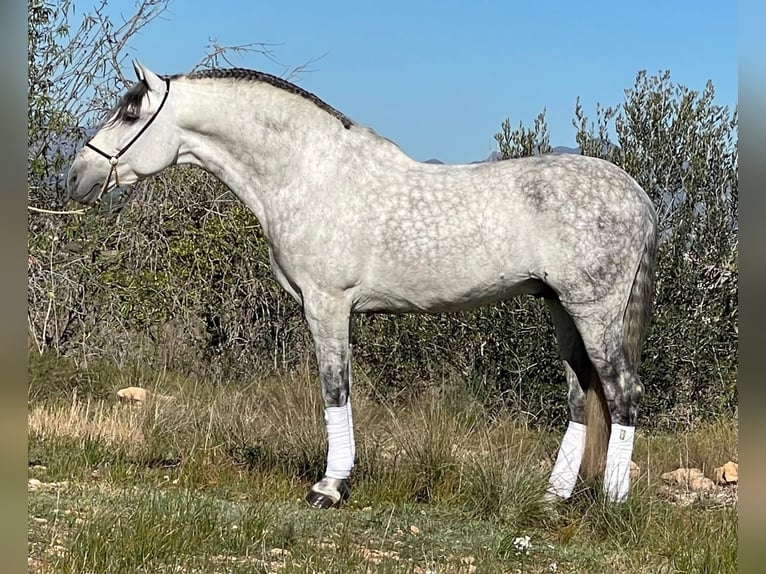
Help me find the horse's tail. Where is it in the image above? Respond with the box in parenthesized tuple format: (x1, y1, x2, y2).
(581, 222, 658, 479)
(582, 372, 610, 479)
(622, 224, 658, 369)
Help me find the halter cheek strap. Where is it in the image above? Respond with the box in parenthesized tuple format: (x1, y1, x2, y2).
(85, 77, 171, 202)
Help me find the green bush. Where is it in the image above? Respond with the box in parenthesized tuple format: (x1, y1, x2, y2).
(573, 71, 737, 427)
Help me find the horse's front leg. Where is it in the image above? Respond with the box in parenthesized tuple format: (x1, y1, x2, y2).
(302, 292, 355, 509)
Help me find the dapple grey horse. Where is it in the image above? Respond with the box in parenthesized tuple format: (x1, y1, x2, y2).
(68, 61, 658, 508)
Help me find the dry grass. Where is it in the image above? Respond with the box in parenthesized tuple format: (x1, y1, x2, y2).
(29, 391, 146, 449)
(27, 366, 738, 573)
(631, 418, 738, 484)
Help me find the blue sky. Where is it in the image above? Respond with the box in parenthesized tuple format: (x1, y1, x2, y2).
(88, 0, 736, 164)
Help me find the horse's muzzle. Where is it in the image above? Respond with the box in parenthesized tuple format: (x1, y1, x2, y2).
(66, 157, 105, 205)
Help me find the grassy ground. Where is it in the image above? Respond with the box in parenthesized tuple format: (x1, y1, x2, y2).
(28, 361, 737, 573)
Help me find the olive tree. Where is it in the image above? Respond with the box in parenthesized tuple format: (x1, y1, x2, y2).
(574, 70, 737, 425)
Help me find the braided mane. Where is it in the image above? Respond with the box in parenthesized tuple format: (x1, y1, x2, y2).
(182, 68, 354, 129)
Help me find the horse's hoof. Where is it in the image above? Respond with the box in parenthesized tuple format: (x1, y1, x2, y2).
(542, 492, 565, 504)
(305, 489, 342, 509)
(541, 491, 572, 512)
(305, 478, 349, 509)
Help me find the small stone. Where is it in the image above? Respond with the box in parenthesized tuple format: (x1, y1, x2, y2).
(661, 467, 715, 491)
(116, 386, 149, 404)
(714, 461, 738, 485)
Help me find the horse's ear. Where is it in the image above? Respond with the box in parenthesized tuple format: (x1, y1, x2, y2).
(132, 59, 146, 82)
(132, 59, 165, 93)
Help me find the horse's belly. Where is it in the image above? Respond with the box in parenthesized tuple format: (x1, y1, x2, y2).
(352, 273, 547, 314)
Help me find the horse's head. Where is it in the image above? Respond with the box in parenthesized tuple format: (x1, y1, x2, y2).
(67, 60, 178, 205)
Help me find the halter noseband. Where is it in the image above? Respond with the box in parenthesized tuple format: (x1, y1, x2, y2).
(85, 77, 171, 202)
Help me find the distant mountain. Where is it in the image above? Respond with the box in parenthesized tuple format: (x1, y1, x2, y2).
(423, 158, 445, 164)
(468, 151, 501, 165)
(551, 146, 580, 155)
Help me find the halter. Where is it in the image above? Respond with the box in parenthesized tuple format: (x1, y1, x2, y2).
(85, 77, 171, 202)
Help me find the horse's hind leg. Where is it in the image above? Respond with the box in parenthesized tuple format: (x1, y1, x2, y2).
(590, 347, 642, 502)
(576, 324, 644, 503)
(544, 299, 594, 500)
(301, 291, 356, 509)
(579, 224, 655, 502)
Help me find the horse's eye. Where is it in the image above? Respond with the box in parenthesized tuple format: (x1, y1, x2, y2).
(117, 103, 142, 123)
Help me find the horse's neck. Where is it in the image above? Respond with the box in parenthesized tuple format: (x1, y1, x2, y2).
(175, 79, 361, 226)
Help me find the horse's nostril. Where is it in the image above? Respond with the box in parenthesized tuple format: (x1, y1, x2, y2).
(67, 171, 79, 195)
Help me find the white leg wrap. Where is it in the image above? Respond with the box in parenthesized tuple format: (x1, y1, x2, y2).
(546, 421, 586, 499)
(324, 401, 355, 480)
(603, 423, 635, 502)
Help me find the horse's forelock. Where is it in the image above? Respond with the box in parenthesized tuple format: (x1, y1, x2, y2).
(106, 80, 151, 126)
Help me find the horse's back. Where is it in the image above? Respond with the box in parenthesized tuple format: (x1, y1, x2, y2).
(349, 153, 654, 313)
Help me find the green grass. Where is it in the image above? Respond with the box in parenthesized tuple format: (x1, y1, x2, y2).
(28, 359, 737, 573)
